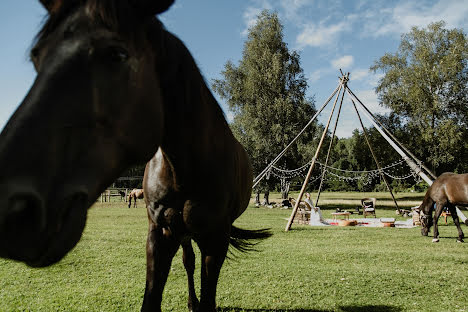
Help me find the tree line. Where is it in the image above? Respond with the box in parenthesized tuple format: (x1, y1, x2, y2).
(213, 12, 468, 201)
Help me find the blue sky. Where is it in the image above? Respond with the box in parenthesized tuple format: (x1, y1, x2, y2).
(0, 0, 467, 137)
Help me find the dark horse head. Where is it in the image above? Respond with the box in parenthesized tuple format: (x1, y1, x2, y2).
(0, 0, 175, 267)
(419, 198, 434, 237)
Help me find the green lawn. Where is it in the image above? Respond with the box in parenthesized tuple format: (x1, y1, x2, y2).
(1, 192, 467, 311)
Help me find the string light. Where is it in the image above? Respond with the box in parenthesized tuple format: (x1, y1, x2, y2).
(268, 158, 422, 185)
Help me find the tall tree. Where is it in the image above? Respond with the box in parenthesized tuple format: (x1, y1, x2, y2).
(371, 21, 468, 174)
(212, 10, 317, 200)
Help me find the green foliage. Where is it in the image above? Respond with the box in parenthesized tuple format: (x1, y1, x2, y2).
(212, 10, 317, 187)
(371, 21, 468, 174)
(114, 164, 146, 189)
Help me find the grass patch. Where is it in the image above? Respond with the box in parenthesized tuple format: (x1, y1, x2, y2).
(1, 193, 467, 311)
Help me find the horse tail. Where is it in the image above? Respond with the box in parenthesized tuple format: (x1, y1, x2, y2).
(229, 226, 272, 254)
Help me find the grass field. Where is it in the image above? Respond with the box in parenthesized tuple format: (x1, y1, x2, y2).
(1, 192, 467, 311)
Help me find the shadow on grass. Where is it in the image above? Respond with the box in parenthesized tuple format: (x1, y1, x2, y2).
(219, 305, 402, 312)
(430, 236, 463, 240)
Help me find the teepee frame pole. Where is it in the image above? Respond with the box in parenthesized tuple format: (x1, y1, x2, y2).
(314, 74, 348, 208)
(285, 75, 347, 231)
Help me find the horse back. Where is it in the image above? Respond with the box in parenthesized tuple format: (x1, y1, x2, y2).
(432, 173, 468, 205)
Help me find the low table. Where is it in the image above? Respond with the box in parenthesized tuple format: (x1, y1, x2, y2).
(331, 212, 351, 220)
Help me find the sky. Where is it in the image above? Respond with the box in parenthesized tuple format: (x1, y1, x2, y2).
(0, 0, 467, 138)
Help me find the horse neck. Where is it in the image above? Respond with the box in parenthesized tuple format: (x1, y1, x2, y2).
(420, 192, 434, 215)
(157, 30, 233, 177)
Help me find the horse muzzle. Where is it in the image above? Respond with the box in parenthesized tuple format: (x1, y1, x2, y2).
(0, 185, 89, 267)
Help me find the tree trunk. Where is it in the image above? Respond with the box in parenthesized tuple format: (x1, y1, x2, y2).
(262, 190, 270, 206)
(280, 178, 290, 199)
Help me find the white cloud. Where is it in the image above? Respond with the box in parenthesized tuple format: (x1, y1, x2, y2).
(363, 0, 468, 38)
(308, 69, 324, 84)
(296, 21, 348, 48)
(350, 69, 369, 81)
(335, 117, 360, 138)
(279, 0, 308, 21)
(368, 72, 384, 87)
(353, 89, 391, 115)
(331, 55, 354, 70)
(242, 0, 273, 36)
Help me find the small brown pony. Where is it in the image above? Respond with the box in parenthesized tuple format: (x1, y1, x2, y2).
(128, 188, 144, 208)
(0, 1, 270, 311)
(419, 173, 468, 243)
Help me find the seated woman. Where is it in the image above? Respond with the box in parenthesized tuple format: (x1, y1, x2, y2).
(304, 193, 330, 226)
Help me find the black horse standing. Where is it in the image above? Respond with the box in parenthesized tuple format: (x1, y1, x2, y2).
(0, 1, 270, 311)
(419, 173, 468, 243)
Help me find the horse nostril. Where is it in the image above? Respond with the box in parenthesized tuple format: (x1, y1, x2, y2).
(7, 194, 45, 232)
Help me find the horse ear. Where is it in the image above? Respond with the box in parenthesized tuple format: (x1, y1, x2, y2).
(130, 0, 175, 16)
(39, 0, 63, 13)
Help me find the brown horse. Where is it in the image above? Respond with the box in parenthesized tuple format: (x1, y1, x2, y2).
(0, 1, 270, 311)
(419, 173, 468, 243)
(128, 188, 144, 208)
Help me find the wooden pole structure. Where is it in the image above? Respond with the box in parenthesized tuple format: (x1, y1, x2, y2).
(252, 84, 342, 189)
(285, 75, 346, 231)
(350, 97, 400, 213)
(314, 73, 348, 208)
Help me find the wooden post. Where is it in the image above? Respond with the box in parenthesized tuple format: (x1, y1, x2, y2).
(314, 73, 348, 207)
(285, 77, 346, 231)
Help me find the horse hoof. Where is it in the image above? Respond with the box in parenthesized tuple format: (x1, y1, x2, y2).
(457, 239, 464, 243)
(432, 238, 439, 243)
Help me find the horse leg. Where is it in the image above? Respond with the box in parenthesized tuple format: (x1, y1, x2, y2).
(128, 196, 132, 208)
(182, 239, 199, 312)
(448, 205, 464, 243)
(141, 222, 180, 312)
(432, 202, 444, 243)
(197, 235, 229, 312)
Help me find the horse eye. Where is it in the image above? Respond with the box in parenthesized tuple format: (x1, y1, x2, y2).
(110, 47, 129, 62)
(31, 48, 40, 59)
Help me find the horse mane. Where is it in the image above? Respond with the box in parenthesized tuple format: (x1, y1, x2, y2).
(33, 0, 139, 52)
(420, 187, 434, 214)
